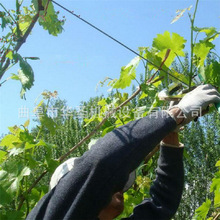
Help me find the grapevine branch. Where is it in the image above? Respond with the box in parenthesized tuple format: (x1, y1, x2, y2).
(17, 49, 171, 210)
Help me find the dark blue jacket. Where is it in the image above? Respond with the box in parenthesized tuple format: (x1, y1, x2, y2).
(27, 111, 184, 220)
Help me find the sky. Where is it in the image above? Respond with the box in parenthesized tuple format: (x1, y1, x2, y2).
(0, 0, 220, 135)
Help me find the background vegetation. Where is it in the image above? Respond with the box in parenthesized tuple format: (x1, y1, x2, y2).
(0, 0, 219, 219)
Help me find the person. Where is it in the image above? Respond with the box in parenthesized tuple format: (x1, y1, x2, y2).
(26, 84, 220, 220)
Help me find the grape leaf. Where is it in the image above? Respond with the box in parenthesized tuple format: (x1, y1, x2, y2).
(113, 56, 140, 89)
(194, 41, 214, 66)
(40, 115, 58, 135)
(152, 31, 186, 67)
(193, 26, 219, 42)
(18, 14, 33, 35)
(204, 61, 220, 87)
(0, 185, 12, 205)
(38, 1, 64, 36)
(193, 199, 211, 220)
(6, 51, 13, 60)
(0, 134, 20, 149)
(145, 48, 164, 70)
(169, 70, 192, 85)
(11, 54, 35, 98)
(153, 31, 186, 55)
(0, 150, 7, 163)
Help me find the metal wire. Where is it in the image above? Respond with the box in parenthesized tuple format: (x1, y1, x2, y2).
(51, 0, 188, 85)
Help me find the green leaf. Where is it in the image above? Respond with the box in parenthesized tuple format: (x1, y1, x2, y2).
(0, 150, 7, 163)
(0, 170, 8, 180)
(40, 115, 58, 135)
(18, 14, 33, 35)
(19, 166, 31, 177)
(145, 48, 163, 71)
(169, 70, 191, 85)
(35, 139, 47, 147)
(0, 185, 12, 205)
(152, 31, 186, 67)
(113, 56, 140, 89)
(139, 92, 148, 100)
(193, 199, 211, 220)
(84, 115, 99, 127)
(7, 178, 19, 194)
(101, 126, 115, 136)
(98, 99, 107, 106)
(216, 160, 220, 167)
(0, 134, 20, 149)
(38, 1, 64, 36)
(45, 158, 59, 174)
(204, 61, 220, 87)
(140, 84, 157, 97)
(4, 210, 24, 220)
(26, 153, 40, 169)
(11, 73, 20, 81)
(25, 142, 35, 150)
(193, 26, 219, 42)
(193, 41, 215, 66)
(19, 131, 34, 143)
(12, 54, 35, 98)
(8, 125, 21, 135)
(6, 50, 13, 60)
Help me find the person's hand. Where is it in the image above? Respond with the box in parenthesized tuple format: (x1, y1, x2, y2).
(161, 132, 183, 148)
(169, 84, 220, 127)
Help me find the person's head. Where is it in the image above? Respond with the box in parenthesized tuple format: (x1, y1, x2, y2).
(50, 158, 136, 220)
(98, 191, 124, 220)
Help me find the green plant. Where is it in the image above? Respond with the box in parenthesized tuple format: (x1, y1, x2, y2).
(0, 0, 65, 98)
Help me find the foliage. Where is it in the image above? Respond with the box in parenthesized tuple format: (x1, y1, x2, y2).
(0, 91, 62, 218)
(0, 0, 220, 219)
(174, 113, 220, 219)
(0, 0, 65, 98)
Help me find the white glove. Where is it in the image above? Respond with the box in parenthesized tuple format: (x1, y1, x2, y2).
(170, 84, 220, 126)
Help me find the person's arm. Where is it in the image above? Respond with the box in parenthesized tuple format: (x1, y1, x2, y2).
(27, 110, 178, 220)
(124, 132, 184, 220)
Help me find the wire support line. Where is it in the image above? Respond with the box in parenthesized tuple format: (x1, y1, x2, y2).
(51, 0, 188, 86)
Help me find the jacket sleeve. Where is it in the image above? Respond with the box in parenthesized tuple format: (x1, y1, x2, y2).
(26, 111, 179, 220)
(123, 146, 184, 220)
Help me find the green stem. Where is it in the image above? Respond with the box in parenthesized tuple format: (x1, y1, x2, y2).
(175, 52, 186, 73)
(189, 0, 199, 89)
